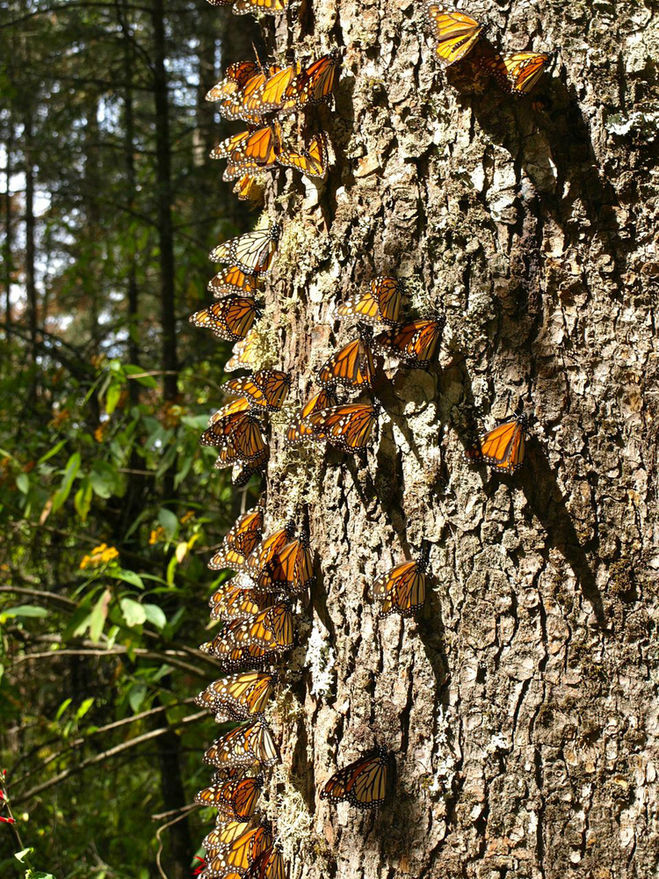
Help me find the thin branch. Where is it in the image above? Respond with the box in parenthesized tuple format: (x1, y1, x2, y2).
(154, 805, 199, 879)
(11, 698, 197, 786)
(10, 711, 206, 807)
(11, 646, 216, 678)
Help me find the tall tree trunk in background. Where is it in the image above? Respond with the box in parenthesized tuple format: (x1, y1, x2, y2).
(254, 3, 657, 878)
(150, 4, 191, 876)
(23, 102, 38, 371)
(151, 0, 178, 407)
(194, 13, 216, 165)
(83, 97, 101, 347)
(4, 128, 13, 331)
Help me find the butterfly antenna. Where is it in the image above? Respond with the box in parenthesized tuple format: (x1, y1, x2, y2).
(252, 42, 265, 72)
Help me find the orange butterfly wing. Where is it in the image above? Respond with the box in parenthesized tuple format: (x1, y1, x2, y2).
(321, 747, 391, 809)
(424, 4, 483, 66)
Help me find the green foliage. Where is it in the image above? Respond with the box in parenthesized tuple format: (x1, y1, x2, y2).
(0, 0, 261, 874)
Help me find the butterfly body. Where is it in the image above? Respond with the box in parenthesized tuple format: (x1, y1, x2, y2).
(210, 224, 281, 275)
(189, 295, 262, 342)
(375, 316, 445, 368)
(296, 402, 380, 453)
(424, 4, 483, 66)
(338, 276, 403, 326)
(317, 331, 375, 390)
(285, 388, 339, 444)
(195, 672, 277, 720)
(203, 721, 279, 769)
(373, 541, 431, 617)
(209, 506, 264, 571)
(321, 746, 392, 809)
(466, 413, 528, 473)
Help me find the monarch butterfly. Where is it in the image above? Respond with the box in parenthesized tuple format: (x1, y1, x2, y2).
(205, 61, 260, 103)
(210, 126, 278, 170)
(201, 409, 267, 463)
(195, 671, 277, 720)
(201, 397, 253, 447)
(338, 276, 403, 327)
(231, 448, 269, 488)
(210, 223, 281, 275)
(195, 774, 263, 820)
(488, 52, 552, 94)
(234, 173, 266, 205)
(285, 51, 341, 108)
(285, 388, 339, 445)
(373, 541, 430, 617)
(204, 721, 279, 769)
(224, 370, 291, 412)
(246, 521, 296, 583)
(218, 67, 280, 125)
(208, 506, 264, 572)
(229, 602, 294, 650)
(208, 266, 261, 299)
(295, 402, 381, 453)
(320, 746, 392, 809)
(203, 822, 273, 879)
(189, 296, 262, 342)
(207, 580, 263, 621)
(375, 316, 445, 368)
(246, 845, 287, 879)
(243, 64, 299, 115)
(277, 132, 329, 179)
(253, 529, 314, 595)
(424, 4, 483, 67)
(317, 330, 375, 390)
(202, 818, 252, 853)
(225, 328, 263, 372)
(199, 634, 275, 670)
(465, 413, 528, 473)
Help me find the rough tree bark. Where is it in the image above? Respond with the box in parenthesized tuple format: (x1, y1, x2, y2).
(244, 2, 658, 878)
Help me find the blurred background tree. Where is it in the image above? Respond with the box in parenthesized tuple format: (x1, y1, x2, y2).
(0, 1, 260, 875)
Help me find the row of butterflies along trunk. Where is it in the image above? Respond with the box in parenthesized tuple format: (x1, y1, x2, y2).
(187, 2, 550, 876)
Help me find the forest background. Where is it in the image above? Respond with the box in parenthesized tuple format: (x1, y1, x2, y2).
(0, 1, 261, 876)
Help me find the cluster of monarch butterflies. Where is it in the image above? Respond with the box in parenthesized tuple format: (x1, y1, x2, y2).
(205, 50, 339, 203)
(192, 506, 314, 878)
(424, 2, 554, 95)
(187, 4, 541, 873)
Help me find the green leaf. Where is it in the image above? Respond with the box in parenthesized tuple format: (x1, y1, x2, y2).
(74, 478, 93, 522)
(89, 588, 112, 642)
(108, 568, 144, 590)
(37, 439, 67, 465)
(51, 452, 81, 514)
(106, 382, 121, 415)
(125, 364, 157, 388)
(16, 473, 29, 494)
(120, 597, 147, 627)
(157, 508, 178, 540)
(55, 698, 72, 721)
(174, 453, 194, 489)
(143, 603, 167, 630)
(128, 681, 147, 713)
(1, 605, 48, 620)
(90, 461, 119, 499)
(155, 443, 177, 477)
(76, 697, 94, 720)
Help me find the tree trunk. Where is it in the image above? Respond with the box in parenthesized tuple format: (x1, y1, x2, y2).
(250, 4, 658, 878)
(23, 102, 38, 371)
(151, 0, 178, 406)
(4, 127, 14, 331)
